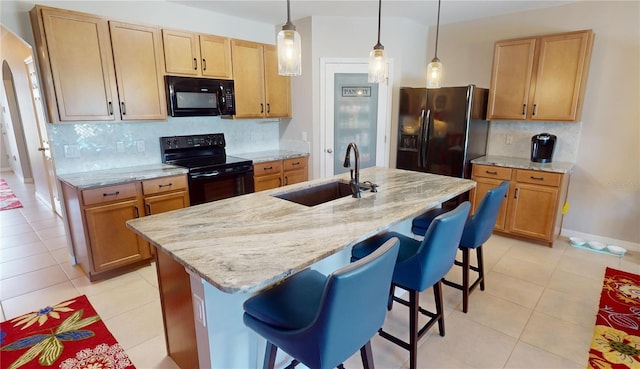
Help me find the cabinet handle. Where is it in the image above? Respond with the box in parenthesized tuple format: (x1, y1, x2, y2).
(158, 183, 173, 188)
(530, 176, 544, 181)
(260, 103, 264, 113)
(267, 103, 271, 113)
(146, 203, 152, 215)
(193, 58, 198, 70)
(514, 188, 519, 199)
(108, 101, 113, 115)
(532, 104, 537, 116)
(202, 58, 207, 71)
(522, 104, 526, 115)
(291, 161, 300, 166)
(121, 102, 126, 115)
(485, 170, 498, 175)
(285, 176, 289, 185)
(103, 191, 120, 197)
(278, 177, 282, 187)
(134, 205, 140, 218)
(264, 166, 273, 171)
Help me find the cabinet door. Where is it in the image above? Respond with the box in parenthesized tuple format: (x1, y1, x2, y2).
(282, 157, 308, 186)
(472, 177, 509, 231)
(530, 31, 593, 121)
(162, 29, 200, 76)
(487, 38, 536, 120)
(109, 21, 167, 120)
(263, 45, 291, 118)
(40, 8, 118, 121)
(200, 35, 233, 79)
(84, 199, 150, 273)
(145, 191, 189, 215)
(232, 40, 266, 118)
(507, 182, 558, 241)
(254, 175, 282, 192)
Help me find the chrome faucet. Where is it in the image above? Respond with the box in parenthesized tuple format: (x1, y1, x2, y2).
(343, 142, 361, 198)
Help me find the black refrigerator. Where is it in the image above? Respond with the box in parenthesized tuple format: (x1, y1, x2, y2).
(396, 85, 489, 179)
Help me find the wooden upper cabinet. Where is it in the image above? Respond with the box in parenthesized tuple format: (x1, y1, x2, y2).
(109, 22, 167, 120)
(487, 30, 594, 122)
(232, 40, 291, 119)
(162, 30, 233, 79)
(34, 7, 119, 121)
(200, 35, 233, 79)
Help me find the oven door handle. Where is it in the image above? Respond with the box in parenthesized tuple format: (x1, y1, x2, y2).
(191, 171, 220, 179)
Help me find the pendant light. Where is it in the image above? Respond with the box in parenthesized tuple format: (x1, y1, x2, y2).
(277, 0, 302, 76)
(368, 0, 387, 83)
(426, 0, 443, 88)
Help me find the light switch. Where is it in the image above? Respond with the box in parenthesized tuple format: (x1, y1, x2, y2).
(192, 293, 206, 327)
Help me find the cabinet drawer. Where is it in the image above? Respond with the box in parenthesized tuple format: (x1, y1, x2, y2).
(472, 164, 512, 180)
(142, 175, 187, 196)
(82, 183, 138, 206)
(254, 160, 282, 176)
(283, 157, 307, 171)
(515, 169, 562, 187)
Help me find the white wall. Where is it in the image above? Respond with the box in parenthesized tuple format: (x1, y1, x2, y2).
(432, 1, 639, 243)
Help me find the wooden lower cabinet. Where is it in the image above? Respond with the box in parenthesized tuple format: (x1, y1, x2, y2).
(60, 174, 188, 280)
(471, 164, 569, 246)
(254, 156, 309, 192)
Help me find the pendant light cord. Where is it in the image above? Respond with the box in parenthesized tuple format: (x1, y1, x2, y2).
(376, 0, 382, 45)
(434, 0, 441, 58)
(287, 0, 291, 23)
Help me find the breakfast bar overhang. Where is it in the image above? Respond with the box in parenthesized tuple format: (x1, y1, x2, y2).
(127, 167, 476, 369)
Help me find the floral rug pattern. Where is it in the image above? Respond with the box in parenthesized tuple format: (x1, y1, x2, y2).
(0, 295, 135, 369)
(0, 179, 23, 211)
(588, 267, 640, 368)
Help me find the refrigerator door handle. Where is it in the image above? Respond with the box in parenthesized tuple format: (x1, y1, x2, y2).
(421, 108, 432, 169)
(417, 108, 426, 167)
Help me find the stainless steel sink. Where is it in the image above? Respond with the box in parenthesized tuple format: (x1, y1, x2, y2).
(273, 181, 355, 207)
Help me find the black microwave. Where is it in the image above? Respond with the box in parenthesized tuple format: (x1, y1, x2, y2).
(165, 76, 235, 117)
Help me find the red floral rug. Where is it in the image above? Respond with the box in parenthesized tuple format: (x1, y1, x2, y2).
(588, 267, 640, 368)
(0, 179, 23, 211)
(0, 295, 135, 369)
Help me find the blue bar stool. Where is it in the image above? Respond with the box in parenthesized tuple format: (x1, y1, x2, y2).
(243, 237, 400, 369)
(411, 180, 509, 313)
(350, 202, 470, 369)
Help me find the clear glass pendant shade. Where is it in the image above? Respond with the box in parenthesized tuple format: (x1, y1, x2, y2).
(426, 58, 442, 88)
(368, 47, 387, 83)
(277, 28, 301, 76)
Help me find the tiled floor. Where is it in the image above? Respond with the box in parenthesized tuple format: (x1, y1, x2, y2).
(1, 170, 639, 369)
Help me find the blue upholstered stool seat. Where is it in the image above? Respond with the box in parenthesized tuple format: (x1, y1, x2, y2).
(243, 238, 400, 369)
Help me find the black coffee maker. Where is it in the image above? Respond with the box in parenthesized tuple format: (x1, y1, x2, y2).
(531, 133, 556, 163)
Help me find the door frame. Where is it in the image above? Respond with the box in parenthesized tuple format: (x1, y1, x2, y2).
(319, 58, 393, 178)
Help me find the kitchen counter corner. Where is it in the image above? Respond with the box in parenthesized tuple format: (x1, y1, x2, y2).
(57, 164, 188, 189)
(472, 155, 574, 173)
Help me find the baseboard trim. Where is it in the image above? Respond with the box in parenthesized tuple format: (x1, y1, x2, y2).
(561, 228, 640, 251)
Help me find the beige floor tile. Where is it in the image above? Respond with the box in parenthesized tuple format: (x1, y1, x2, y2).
(58, 260, 87, 280)
(547, 269, 604, 301)
(618, 256, 640, 274)
(557, 251, 619, 279)
(126, 334, 180, 369)
(88, 278, 160, 320)
(535, 288, 598, 329)
(35, 225, 67, 240)
(484, 271, 545, 309)
(0, 264, 69, 300)
(27, 216, 65, 231)
(50, 247, 74, 264)
(0, 251, 58, 279)
(0, 210, 29, 227)
(71, 266, 150, 297)
(0, 223, 36, 237)
(504, 239, 565, 266)
(102, 299, 164, 350)
(0, 281, 80, 320)
(463, 292, 533, 338)
(519, 311, 593, 366)
(0, 241, 49, 262)
(505, 341, 583, 368)
(41, 234, 70, 251)
(136, 263, 159, 288)
(492, 253, 557, 287)
(0, 232, 42, 249)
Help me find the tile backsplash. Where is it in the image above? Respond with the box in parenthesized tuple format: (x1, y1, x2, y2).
(48, 117, 286, 174)
(487, 120, 582, 163)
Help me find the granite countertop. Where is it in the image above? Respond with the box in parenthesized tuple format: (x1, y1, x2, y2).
(58, 164, 188, 189)
(472, 155, 574, 174)
(236, 150, 309, 163)
(126, 167, 475, 294)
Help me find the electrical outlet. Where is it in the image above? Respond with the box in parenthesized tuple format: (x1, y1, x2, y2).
(136, 140, 145, 152)
(116, 142, 125, 153)
(505, 134, 513, 145)
(63, 144, 80, 158)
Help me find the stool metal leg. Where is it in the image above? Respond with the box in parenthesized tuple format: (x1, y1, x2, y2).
(360, 341, 375, 369)
(462, 248, 470, 313)
(409, 290, 419, 369)
(477, 247, 485, 290)
(264, 342, 277, 369)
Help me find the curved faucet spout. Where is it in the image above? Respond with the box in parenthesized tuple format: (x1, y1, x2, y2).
(343, 142, 361, 198)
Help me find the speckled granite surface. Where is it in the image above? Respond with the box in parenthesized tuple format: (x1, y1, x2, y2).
(472, 155, 574, 174)
(58, 164, 188, 189)
(236, 150, 309, 163)
(127, 167, 475, 294)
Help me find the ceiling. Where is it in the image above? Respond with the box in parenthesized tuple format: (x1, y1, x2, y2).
(169, 0, 577, 27)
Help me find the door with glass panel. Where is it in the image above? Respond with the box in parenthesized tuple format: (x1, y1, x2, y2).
(322, 60, 390, 177)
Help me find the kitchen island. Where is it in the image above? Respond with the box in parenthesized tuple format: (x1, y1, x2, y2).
(127, 167, 475, 369)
